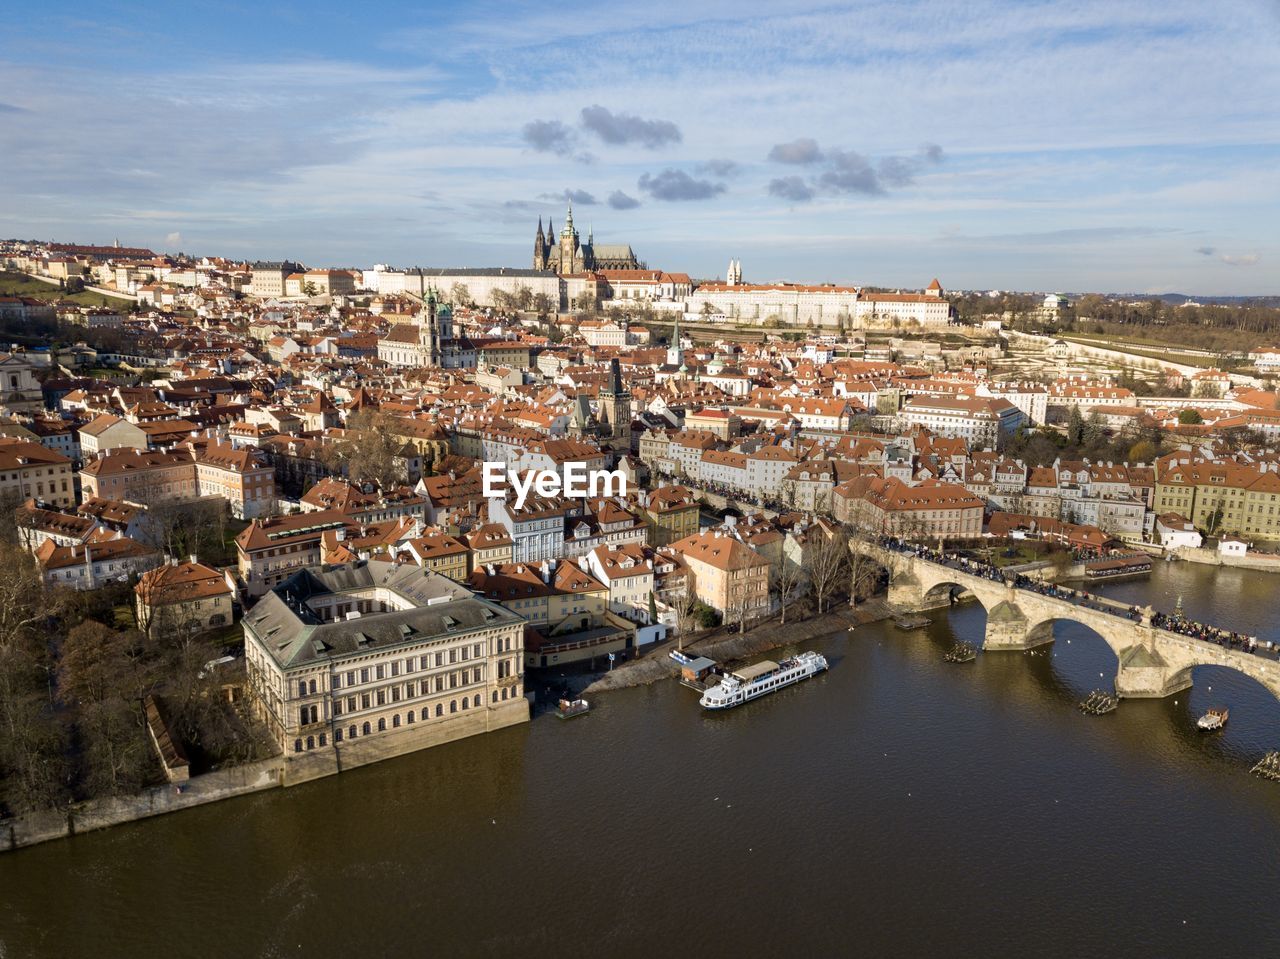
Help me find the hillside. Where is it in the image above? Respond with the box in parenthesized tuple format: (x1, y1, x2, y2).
(0, 271, 134, 309)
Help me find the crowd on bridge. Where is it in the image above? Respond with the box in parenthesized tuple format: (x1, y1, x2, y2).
(877, 536, 1277, 660)
(1151, 610, 1271, 659)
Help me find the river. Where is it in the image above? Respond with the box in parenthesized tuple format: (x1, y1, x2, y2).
(2, 561, 1279, 958)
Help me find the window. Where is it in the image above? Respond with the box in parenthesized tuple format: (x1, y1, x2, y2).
(297, 681, 307, 698)
(318, 734, 326, 747)
(362, 721, 371, 735)
(392, 715, 401, 728)
(473, 694, 481, 708)
(377, 718, 386, 732)
(334, 728, 343, 743)
(450, 700, 457, 713)
(294, 739, 302, 753)
(360, 668, 369, 683)
(306, 736, 314, 750)
(349, 724, 357, 739)
(308, 679, 317, 695)
(436, 704, 443, 716)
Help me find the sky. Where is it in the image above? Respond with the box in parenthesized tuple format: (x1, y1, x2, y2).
(1, 0, 1278, 294)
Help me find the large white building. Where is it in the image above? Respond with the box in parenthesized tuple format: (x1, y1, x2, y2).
(243, 561, 528, 783)
(683, 276, 951, 329)
(899, 395, 1025, 447)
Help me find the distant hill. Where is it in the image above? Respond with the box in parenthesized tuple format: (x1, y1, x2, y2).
(1112, 293, 1280, 308)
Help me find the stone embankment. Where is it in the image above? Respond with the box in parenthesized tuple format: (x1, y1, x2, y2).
(1170, 546, 1280, 573)
(2, 757, 282, 854)
(585, 598, 893, 694)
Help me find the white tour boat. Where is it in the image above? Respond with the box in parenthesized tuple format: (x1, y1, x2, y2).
(699, 651, 829, 710)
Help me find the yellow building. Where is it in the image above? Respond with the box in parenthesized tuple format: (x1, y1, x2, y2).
(0, 438, 75, 508)
(406, 532, 470, 581)
(1154, 463, 1280, 540)
(643, 484, 700, 546)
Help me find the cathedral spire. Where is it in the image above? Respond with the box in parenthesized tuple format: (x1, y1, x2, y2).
(564, 202, 574, 235)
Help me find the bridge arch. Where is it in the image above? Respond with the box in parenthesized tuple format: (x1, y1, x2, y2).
(1021, 612, 1131, 660)
(1165, 658, 1280, 704)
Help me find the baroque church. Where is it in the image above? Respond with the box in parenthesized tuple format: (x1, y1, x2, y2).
(377, 291, 474, 369)
(532, 204, 642, 275)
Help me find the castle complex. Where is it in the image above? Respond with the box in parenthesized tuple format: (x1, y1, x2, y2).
(533, 205, 642, 275)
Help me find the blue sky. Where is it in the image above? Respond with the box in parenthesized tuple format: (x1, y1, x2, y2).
(2, 0, 1278, 294)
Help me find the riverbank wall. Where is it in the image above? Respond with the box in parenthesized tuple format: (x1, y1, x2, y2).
(2, 757, 283, 854)
(1170, 546, 1280, 573)
(1, 698, 532, 854)
(585, 598, 893, 694)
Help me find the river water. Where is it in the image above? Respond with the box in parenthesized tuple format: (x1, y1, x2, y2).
(3, 562, 1280, 958)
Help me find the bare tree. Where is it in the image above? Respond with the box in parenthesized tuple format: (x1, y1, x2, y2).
(771, 556, 807, 626)
(804, 525, 849, 615)
(672, 569, 699, 649)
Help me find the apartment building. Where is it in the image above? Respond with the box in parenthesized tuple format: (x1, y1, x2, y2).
(235, 508, 348, 596)
(135, 560, 234, 636)
(642, 484, 701, 546)
(584, 543, 655, 623)
(0, 438, 76, 508)
(195, 441, 277, 519)
(834, 476, 984, 540)
(670, 528, 771, 621)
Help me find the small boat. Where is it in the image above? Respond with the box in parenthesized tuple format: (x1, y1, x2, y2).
(1197, 707, 1228, 731)
(555, 698, 590, 719)
(944, 642, 977, 663)
(894, 616, 931, 631)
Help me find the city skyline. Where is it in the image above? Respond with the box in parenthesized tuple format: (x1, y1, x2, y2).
(2, 0, 1278, 294)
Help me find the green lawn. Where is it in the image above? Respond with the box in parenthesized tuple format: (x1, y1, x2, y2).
(0, 270, 134, 308)
(111, 603, 138, 630)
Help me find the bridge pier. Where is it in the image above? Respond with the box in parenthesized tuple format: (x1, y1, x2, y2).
(1114, 645, 1192, 698)
(984, 600, 1052, 651)
(887, 572, 924, 609)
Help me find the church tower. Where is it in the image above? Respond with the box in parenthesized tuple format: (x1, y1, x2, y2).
(419, 288, 440, 367)
(559, 203, 580, 274)
(667, 311, 684, 368)
(534, 217, 546, 270)
(598, 357, 632, 447)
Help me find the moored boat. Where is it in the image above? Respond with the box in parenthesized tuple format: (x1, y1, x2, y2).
(556, 698, 590, 719)
(1083, 554, 1152, 581)
(894, 616, 931, 631)
(1197, 707, 1228, 731)
(699, 651, 828, 710)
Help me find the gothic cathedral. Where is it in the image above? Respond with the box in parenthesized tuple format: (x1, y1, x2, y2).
(532, 204, 642, 275)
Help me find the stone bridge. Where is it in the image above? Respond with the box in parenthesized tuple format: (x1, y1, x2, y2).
(860, 543, 1280, 701)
